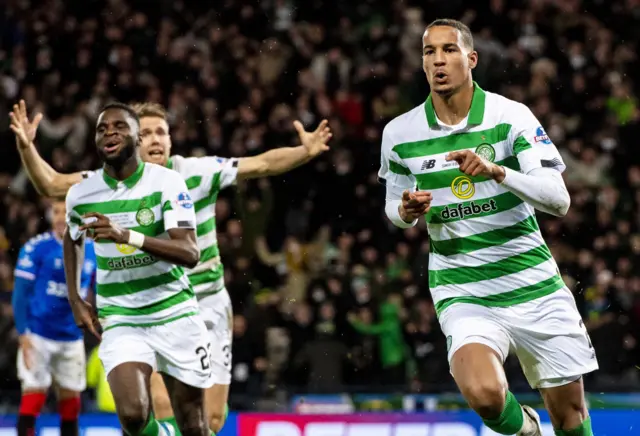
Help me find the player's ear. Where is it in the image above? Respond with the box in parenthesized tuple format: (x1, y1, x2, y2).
(468, 50, 478, 70)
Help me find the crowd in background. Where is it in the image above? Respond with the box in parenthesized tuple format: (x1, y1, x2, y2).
(1, 0, 640, 412)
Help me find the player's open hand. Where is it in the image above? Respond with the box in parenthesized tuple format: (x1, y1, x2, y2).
(70, 298, 101, 340)
(9, 100, 43, 150)
(400, 189, 432, 222)
(80, 212, 128, 244)
(445, 150, 505, 181)
(294, 119, 332, 158)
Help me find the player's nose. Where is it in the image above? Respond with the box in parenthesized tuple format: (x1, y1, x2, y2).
(433, 49, 446, 65)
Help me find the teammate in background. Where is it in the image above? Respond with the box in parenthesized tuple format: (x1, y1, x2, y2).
(63, 102, 212, 436)
(9, 100, 332, 435)
(12, 199, 97, 436)
(378, 19, 596, 436)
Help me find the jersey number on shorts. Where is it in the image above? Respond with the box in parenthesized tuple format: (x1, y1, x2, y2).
(222, 345, 231, 368)
(195, 343, 212, 371)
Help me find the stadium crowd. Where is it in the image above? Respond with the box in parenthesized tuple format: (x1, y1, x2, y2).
(1, 0, 640, 412)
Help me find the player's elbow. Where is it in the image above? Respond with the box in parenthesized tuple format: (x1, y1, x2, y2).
(40, 175, 69, 198)
(557, 194, 570, 217)
(549, 190, 570, 217)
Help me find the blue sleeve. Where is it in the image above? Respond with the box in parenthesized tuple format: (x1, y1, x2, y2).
(12, 277, 34, 335)
(13, 243, 39, 335)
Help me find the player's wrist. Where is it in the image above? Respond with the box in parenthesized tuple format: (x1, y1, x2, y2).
(398, 204, 414, 223)
(127, 230, 145, 249)
(491, 164, 506, 183)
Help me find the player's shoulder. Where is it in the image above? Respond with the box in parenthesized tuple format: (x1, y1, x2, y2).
(171, 154, 235, 175)
(483, 90, 532, 122)
(22, 231, 54, 252)
(144, 162, 183, 181)
(67, 169, 106, 203)
(169, 154, 207, 174)
(383, 103, 426, 141)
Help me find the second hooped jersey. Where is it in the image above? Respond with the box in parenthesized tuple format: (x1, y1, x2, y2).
(167, 155, 238, 297)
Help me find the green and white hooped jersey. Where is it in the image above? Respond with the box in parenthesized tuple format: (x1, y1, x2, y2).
(167, 155, 238, 298)
(66, 162, 199, 330)
(379, 83, 567, 317)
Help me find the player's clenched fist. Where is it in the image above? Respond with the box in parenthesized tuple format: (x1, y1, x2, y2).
(399, 189, 432, 223)
(446, 150, 506, 182)
(70, 298, 101, 340)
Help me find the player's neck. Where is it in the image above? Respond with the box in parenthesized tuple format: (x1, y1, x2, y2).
(104, 156, 141, 181)
(431, 81, 474, 126)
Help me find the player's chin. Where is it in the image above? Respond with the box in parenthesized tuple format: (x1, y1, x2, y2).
(145, 154, 166, 166)
(431, 83, 455, 95)
(102, 150, 132, 167)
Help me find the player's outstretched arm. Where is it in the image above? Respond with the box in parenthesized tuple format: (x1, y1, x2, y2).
(9, 100, 85, 198)
(236, 119, 332, 180)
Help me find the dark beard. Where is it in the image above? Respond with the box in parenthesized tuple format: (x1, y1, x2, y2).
(98, 136, 137, 169)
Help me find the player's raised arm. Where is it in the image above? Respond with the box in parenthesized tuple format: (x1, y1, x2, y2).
(378, 126, 431, 228)
(9, 100, 87, 198)
(235, 119, 332, 180)
(80, 171, 200, 268)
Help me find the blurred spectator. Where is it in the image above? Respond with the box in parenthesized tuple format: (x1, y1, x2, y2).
(348, 293, 408, 389)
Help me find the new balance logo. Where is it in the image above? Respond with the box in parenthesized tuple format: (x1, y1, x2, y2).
(421, 159, 436, 170)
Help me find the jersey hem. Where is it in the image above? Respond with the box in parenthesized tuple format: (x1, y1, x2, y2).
(434, 274, 565, 317)
(101, 311, 199, 331)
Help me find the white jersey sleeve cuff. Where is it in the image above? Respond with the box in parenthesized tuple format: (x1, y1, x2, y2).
(385, 199, 418, 228)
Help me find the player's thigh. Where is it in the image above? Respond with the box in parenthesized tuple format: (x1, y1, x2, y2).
(440, 304, 511, 409)
(50, 338, 86, 392)
(99, 326, 157, 415)
(17, 334, 54, 392)
(150, 371, 174, 420)
(152, 315, 214, 389)
(509, 288, 599, 390)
